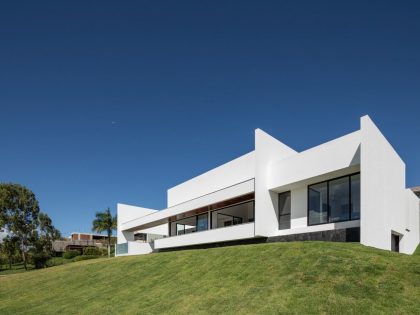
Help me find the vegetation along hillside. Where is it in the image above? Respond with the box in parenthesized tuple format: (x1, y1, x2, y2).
(0, 241, 419, 314)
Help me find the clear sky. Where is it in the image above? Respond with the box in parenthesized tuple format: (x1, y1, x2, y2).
(0, 1, 419, 236)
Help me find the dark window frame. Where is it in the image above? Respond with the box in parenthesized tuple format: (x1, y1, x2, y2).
(210, 200, 255, 228)
(216, 212, 243, 227)
(175, 223, 187, 235)
(278, 191, 291, 230)
(350, 173, 360, 220)
(307, 172, 360, 226)
(169, 199, 255, 236)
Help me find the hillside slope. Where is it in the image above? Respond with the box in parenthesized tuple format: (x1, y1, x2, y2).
(0, 242, 419, 314)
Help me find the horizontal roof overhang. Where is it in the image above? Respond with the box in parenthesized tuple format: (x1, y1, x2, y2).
(121, 178, 255, 231)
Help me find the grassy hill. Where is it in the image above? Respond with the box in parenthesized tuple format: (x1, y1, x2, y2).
(0, 242, 419, 314)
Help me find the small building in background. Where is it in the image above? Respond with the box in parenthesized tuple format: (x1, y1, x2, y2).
(70, 232, 116, 243)
(52, 232, 116, 255)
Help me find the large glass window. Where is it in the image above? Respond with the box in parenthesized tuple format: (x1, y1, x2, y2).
(170, 216, 197, 236)
(329, 177, 350, 222)
(168, 196, 255, 236)
(176, 223, 186, 235)
(196, 213, 208, 232)
(211, 201, 254, 229)
(278, 191, 291, 230)
(308, 173, 360, 225)
(351, 174, 360, 220)
(308, 182, 328, 225)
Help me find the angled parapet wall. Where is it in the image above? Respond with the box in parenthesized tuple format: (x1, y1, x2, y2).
(267, 130, 361, 234)
(255, 129, 297, 236)
(167, 151, 255, 207)
(360, 115, 419, 254)
(268, 130, 361, 189)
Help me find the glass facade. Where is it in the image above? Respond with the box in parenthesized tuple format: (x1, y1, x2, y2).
(211, 201, 254, 229)
(169, 199, 255, 236)
(308, 182, 328, 225)
(176, 223, 187, 235)
(278, 191, 291, 230)
(351, 174, 360, 220)
(196, 213, 208, 232)
(308, 173, 360, 225)
(329, 177, 350, 222)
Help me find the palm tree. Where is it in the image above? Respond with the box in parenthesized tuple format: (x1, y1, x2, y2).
(92, 208, 117, 258)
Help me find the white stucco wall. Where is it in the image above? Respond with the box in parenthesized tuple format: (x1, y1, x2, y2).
(117, 203, 159, 244)
(138, 224, 169, 236)
(121, 179, 254, 231)
(254, 129, 297, 237)
(268, 131, 361, 190)
(154, 222, 255, 249)
(167, 151, 255, 207)
(290, 186, 307, 229)
(360, 115, 419, 254)
(117, 242, 154, 256)
(271, 220, 360, 237)
(255, 128, 361, 238)
(270, 170, 361, 237)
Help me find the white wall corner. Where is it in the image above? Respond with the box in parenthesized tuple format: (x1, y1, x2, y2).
(255, 129, 297, 237)
(117, 203, 158, 244)
(166, 151, 256, 207)
(360, 115, 418, 254)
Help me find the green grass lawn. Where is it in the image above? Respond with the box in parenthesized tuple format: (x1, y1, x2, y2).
(0, 242, 419, 314)
(0, 262, 35, 275)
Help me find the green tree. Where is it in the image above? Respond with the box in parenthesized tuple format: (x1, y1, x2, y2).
(0, 184, 40, 270)
(35, 212, 61, 253)
(2, 236, 19, 269)
(92, 208, 117, 258)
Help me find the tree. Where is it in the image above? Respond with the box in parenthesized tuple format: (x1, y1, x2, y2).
(2, 236, 19, 269)
(92, 208, 117, 258)
(0, 184, 40, 270)
(36, 212, 61, 253)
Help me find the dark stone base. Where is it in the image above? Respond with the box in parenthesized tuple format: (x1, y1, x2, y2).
(154, 227, 360, 253)
(266, 227, 360, 243)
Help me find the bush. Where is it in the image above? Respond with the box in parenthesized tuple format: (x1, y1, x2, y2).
(31, 252, 51, 269)
(83, 246, 102, 256)
(0, 253, 7, 270)
(63, 250, 80, 259)
(73, 255, 99, 262)
(46, 257, 71, 267)
(100, 247, 109, 256)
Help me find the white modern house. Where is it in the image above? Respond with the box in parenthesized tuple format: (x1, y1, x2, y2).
(116, 116, 419, 256)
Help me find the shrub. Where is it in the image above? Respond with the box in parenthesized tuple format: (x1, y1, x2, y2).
(100, 247, 109, 256)
(0, 253, 7, 270)
(83, 246, 102, 256)
(31, 252, 51, 269)
(46, 257, 71, 267)
(63, 250, 80, 259)
(73, 255, 99, 262)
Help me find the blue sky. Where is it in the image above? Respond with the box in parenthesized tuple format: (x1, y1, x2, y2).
(0, 1, 419, 236)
